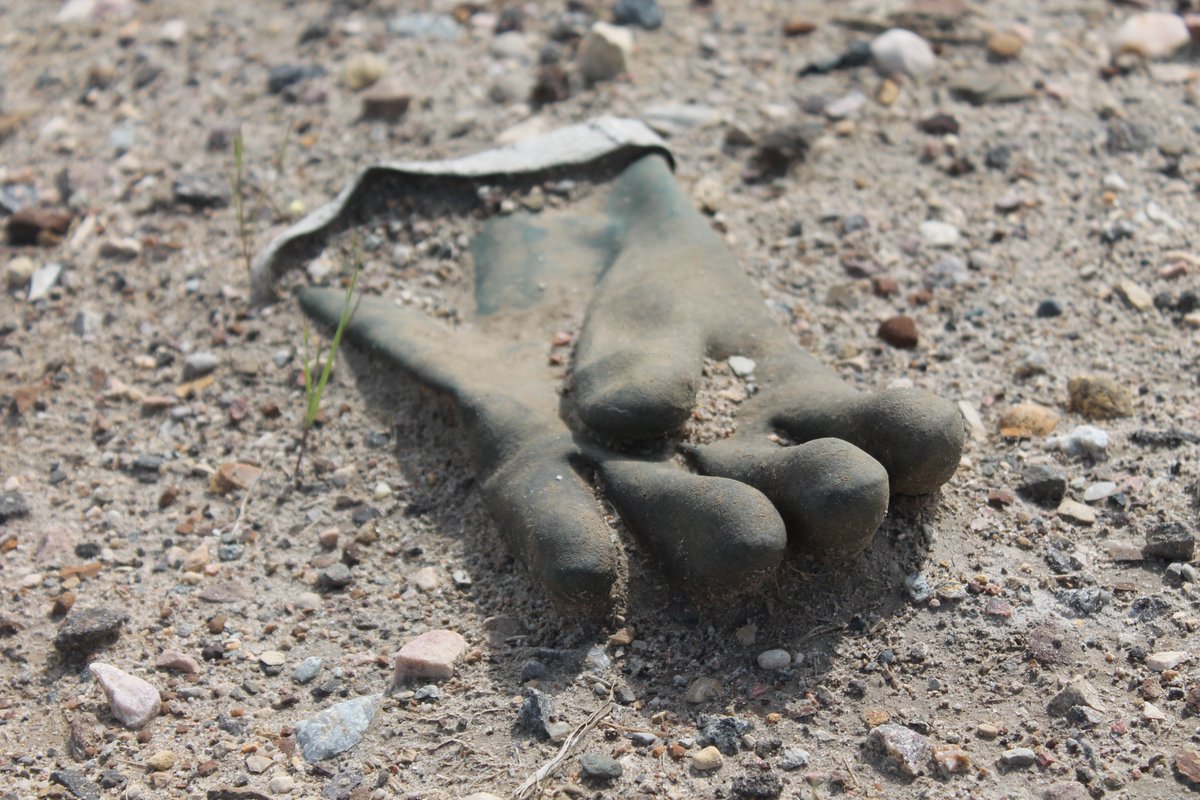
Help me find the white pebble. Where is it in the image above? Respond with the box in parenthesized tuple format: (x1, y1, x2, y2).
(920, 220, 961, 248)
(1045, 425, 1109, 459)
(1113, 12, 1189, 60)
(870, 29, 936, 79)
(728, 356, 756, 377)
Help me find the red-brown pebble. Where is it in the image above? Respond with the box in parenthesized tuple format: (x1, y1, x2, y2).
(878, 315, 918, 349)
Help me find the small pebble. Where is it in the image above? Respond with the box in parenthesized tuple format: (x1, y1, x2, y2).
(517, 687, 555, 739)
(578, 22, 632, 83)
(868, 724, 931, 777)
(1057, 499, 1097, 525)
(691, 745, 724, 772)
(145, 750, 175, 772)
(1114, 12, 1189, 59)
(1082, 481, 1116, 502)
(684, 676, 721, 704)
(1146, 650, 1189, 672)
(1001, 747, 1038, 768)
(90, 662, 161, 729)
(1036, 299, 1063, 318)
(318, 563, 353, 590)
(728, 355, 756, 377)
(1144, 522, 1195, 561)
(878, 315, 919, 349)
(920, 220, 960, 247)
(579, 752, 623, 780)
(870, 29, 936, 79)
(756, 649, 791, 670)
(613, 0, 662, 31)
(780, 748, 810, 770)
(1045, 425, 1109, 459)
(393, 629, 468, 682)
(987, 30, 1024, 59)
(245, 754, 272, 773)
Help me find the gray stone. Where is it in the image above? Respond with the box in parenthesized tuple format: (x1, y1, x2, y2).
(780, 748, 810, 770)
(1042, 782, 1090, 800)
(1001, 747, 1037, 768)
(182, 352, 219, 380)
(292, 656, 324, 684)
(579, 752, 623, 780)
(295, 694, 381, 761)
(73, 309, 102, 337)
(1018, 464, 1067, 506)
(613, 0, 662, 30)
(949, 72, 1032, 105)
(756, 649, 791, 670)
(318, 563, 353, 590)
(905, 573, 932, 602)
(389, 13, 462, 40)
(173, 174, 228, 209)
(1055, 588, 1112, 617)
(1047, 679, 1106, 717)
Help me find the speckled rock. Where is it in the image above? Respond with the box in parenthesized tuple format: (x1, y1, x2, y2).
(294, 694, 381, 761)
(868, 724, 931, 777)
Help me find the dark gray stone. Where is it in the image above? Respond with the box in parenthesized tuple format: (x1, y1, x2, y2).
(1144, 522, 1195, 561)
(731, 773, 784, 798)
(520, 659, 547, 682)
(51, 769, 101, 800)
(518, 688, 554, 739)
(0, 491, 30, 523)
(267, 64, 325, 95)
(701, 716, 752, 755)
(53, 606, 125, 658)
(1018, 465, 1067, 506)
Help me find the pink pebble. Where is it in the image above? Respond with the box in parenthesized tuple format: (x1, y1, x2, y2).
(90, 662, 161, 728)
(393, 630, 468, 683)
(155, 649, 200, 674)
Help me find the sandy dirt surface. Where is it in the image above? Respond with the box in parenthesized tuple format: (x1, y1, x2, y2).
(2, 0, 1199, 798)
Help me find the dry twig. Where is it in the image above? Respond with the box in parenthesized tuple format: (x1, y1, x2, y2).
(513, 698, 613, 800)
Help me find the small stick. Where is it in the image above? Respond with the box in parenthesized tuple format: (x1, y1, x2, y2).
(513, 698, 613, 800)
(228, 470, 262, 539)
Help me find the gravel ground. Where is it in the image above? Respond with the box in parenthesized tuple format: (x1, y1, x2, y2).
(2, 0, 1199, 798)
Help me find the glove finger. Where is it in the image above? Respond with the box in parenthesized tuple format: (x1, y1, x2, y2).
(687, 437, 889, 561)
(598, 456, 786, 596)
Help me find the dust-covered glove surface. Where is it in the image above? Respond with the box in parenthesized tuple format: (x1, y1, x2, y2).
(255, 119, 964, 616)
